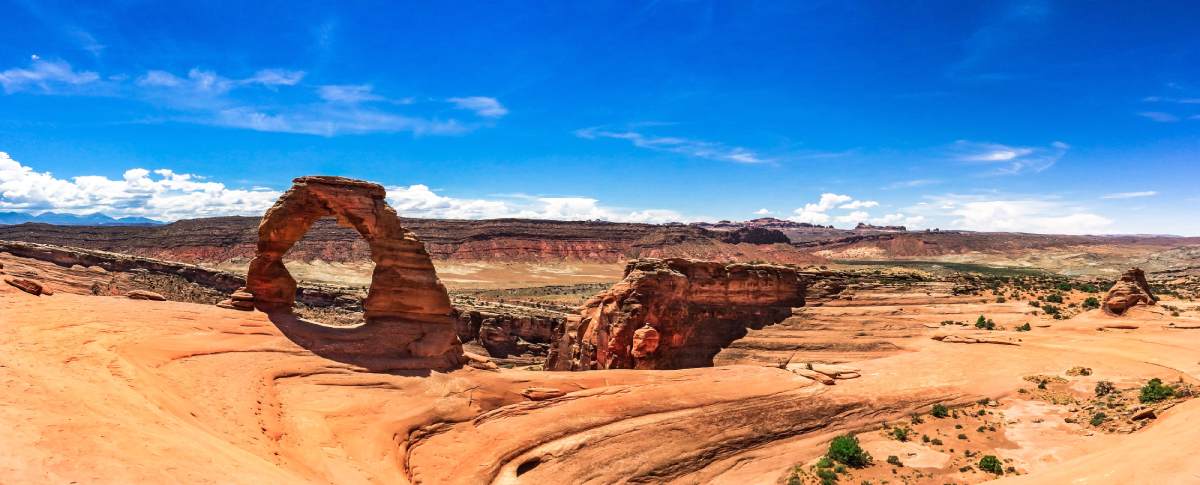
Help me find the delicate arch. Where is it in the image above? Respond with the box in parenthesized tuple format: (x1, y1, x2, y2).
(246, 176, 462, 369)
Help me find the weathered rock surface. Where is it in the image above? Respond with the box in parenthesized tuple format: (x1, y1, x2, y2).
(126, 290, 166, 301)
(1103, 267, 1157, 315)
(245, 176, 462, 369)
(547, 258, 807, 370)
(5, 276, 44, 295)
(455, 310, 563, 359)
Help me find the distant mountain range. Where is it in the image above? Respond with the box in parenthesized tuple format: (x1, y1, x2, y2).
(0, 212, 162, 226)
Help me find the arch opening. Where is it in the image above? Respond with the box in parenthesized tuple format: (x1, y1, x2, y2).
(246, 176, 463, 370)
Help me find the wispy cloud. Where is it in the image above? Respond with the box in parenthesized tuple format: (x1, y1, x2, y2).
(788, 193, 916, 227)
(883, 178, 941, 189)
(0, 56, 101, 94)
(0, 58, 506, 137)
(950, 140, 1068, 175)
(1101, 191, 1157, 200)
(948, 0, 1050, 81)
(1137, 111, 1180, 123)
(447, 96, 508, 118)
(1143, 96, 1200, 104)
(575, 127, 772, 164)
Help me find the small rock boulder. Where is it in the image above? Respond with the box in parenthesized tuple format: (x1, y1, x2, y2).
(126, 290, 167, 301)
(521, 387, 566, 401)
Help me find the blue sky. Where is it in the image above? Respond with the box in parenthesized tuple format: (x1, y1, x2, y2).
(0, 0, 1197, 234)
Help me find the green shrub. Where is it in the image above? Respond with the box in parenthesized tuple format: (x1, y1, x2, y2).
(817, 456, 833, 468)
(931, 403, 949, 418)
(975, 315, 996, 330)
(886, 455, 903, 467)
(827, 434, 872, 468)
(1139, 378, 1175, 403)
(930, 438, 943, 445)
(1046, 293, 1064, 303)
(1016, 322, 1031, 331)
(891, 426, 910, 442)
(816, 467, 838, 485)
(921, 434, 930, 443)
(978, 455, 1003, 475)
(1090, 412, 1106, 426)
(1082, 297, 1100, 310)
(957, 433, 968, 440)
(1094, 380, 1115, 397)
(995, 296, 1006, 303)
(1057, 282, 1073, 292)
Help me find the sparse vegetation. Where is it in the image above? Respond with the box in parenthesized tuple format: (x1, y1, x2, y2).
(931, 403, 949, 418)
(975, 315, 996, 330)
(1090, 412, 1107, 426)
(886, 455, 903, 467)
(979, 455, 1004, 475)
(827, 434, 872, 468)
(1095, 380, 1116, 397)
(1016, 322, 1031, 331)
(1139, 378, 1175, 403)
(890, 426, 910, 442)
(1082, 297, 1100, 310)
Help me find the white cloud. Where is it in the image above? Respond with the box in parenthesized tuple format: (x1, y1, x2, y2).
(575, 127, 772, 164)
(0, 152, 694, 223)
(0, 58, 100, 94)
(911, 194, 1112, 234)
(318, 84, 382, 103)
(0, 59, 497, 137)
(835, 210, 870, 223)
(839, 200, 878, 209)
(869, 213, 925, 226)
(0, 151, 280, 221)
(753, 208, 771, 215)
(1137, 111, 1180, 123)
(386, 186, 688, 223)
(1142, 96, 1200, 104)
(1101, 191, 1157, 200)
(243, 69, 305, 87)
(951, 140, 1068, 175)
(447, 96, 508, 118)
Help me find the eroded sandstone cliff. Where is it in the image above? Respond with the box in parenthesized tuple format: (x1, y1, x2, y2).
(547, 258, 807, 370)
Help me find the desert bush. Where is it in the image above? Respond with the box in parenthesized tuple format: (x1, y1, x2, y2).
(930, 438, 943, 445)
(1090, 412, 1106, 426)
(1046, 293, 1064, 303)
(1016, 322, 1031, 331)
(827, 434, 872, 468)
(975, 315, 996, 330)
(978, 455, 1003, 475)
(995, 296, 1006, 303)
(891, 426, 910, 442)
(1095, 380, 1115, 396)
(1082, 297, 1100, 310)
(931, 403, 949, 418)
(1139, 378, 1175, 403)
(886, 455, 902, 467)
(816, 467, 838, 485)
(957, 433, 968, 440)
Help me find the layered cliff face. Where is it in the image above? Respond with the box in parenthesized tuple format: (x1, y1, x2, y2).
(547, 258, 807, 370)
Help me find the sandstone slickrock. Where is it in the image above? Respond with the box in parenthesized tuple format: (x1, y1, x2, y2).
(455, 310, 563, 358)
(1102, 267, 1157, 315)
(547, 258, 807, 370)
(245, 176, 462, 369)
(520, 387, 566, 401)
(126, 290, 167, 301)
(5, 276, 43, 296)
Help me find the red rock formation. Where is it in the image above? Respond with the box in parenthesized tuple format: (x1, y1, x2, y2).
(547, 258, 807, 370)
(126, 290, 166, 301)
(5, 277, 44, 296)
(245, 176, 462, 369)
(1102, 267, 1157, 315)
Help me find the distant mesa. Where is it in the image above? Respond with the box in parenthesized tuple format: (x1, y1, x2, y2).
(854, 222, 906, 232)
(246, 176, 463, 370)
(0, 211, 161, 226)
(1102, 267, 1157, 316)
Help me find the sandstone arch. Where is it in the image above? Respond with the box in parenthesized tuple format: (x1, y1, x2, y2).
(246, 176, 462, 369)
